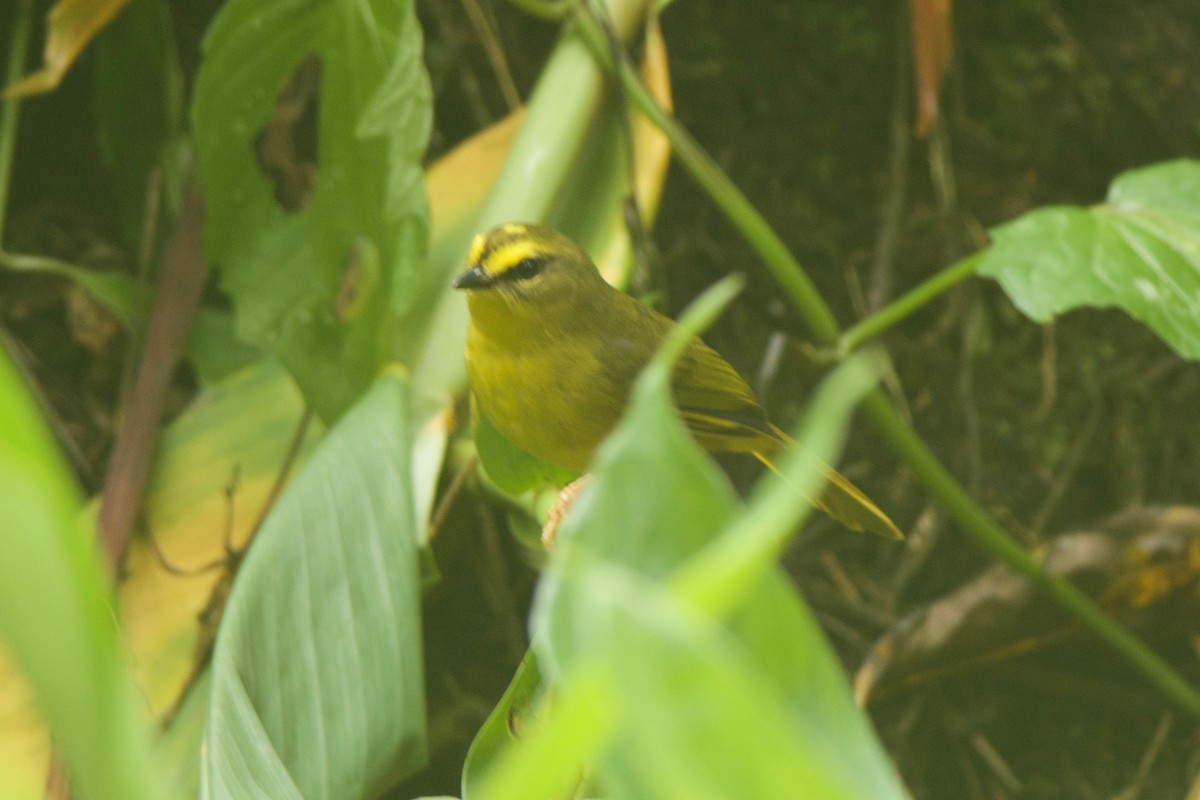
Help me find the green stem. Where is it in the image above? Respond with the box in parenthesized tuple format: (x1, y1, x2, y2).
(573, 11, 841, 343)
(864, 389, 1200, 717)
(0, 0, 33, 246)
(506, 0, 576, 20)
(839, 250, 983, 354)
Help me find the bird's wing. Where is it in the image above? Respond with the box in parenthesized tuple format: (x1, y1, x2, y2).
(671, 337, 782, 454)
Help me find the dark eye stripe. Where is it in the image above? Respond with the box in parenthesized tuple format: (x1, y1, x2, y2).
(507, 256, 546, 282)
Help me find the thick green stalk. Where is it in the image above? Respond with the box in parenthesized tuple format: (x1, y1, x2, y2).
(478, 0, 650, 229)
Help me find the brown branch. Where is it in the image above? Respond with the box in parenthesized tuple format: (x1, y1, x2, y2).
(97, 181, 207, 571)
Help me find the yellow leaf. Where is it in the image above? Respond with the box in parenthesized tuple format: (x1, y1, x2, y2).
(4, 0, 130, 98)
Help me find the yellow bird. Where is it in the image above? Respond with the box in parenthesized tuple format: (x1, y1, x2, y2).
(453, 222, 902, 540)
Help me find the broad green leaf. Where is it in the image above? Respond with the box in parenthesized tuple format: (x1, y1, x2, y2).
(595, 569, 897, 800)
(979, 159, 1200, 359)
(121, 359, 323, 720)
(200, 368, 426, 799)
(192, 0, 431, 419)
(0, 349, 166, 800)
(521, 281, 905, 799)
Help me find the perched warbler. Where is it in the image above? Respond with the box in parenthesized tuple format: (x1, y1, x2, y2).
(453, 222, 902, 540)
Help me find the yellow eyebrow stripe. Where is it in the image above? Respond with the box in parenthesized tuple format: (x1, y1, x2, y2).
(481, 237, 544, 278)
(467, 231, 489, 267)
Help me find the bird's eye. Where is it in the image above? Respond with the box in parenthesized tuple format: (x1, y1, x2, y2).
(510, 257, 546, 281)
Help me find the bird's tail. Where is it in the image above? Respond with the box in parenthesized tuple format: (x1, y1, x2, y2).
(756, 426, 904, 541)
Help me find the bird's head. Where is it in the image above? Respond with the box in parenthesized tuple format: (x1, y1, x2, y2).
(452, 223, 606, 326)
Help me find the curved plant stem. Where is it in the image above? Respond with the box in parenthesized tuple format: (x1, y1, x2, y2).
(864, 390, 1200, 716)
(567, 8, 1200, 718)
(839, 250, 983, 354)
(573, 10, 841, 342)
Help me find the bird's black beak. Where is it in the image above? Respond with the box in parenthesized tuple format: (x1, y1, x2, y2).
(452, 265, 493, 290)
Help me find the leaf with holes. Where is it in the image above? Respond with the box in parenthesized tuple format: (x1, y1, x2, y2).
(192, 0, 432, 420)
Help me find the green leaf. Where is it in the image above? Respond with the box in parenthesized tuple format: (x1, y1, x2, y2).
(200, 368, 426, 798)
(471, 661, 619, 800)
(0, 255, 138, 326)
(192, 0, 432, 419)
(93, 0, 185, 248)
(0, 349, 166, 800)
(670, 355, 880, 616)
(473, 404, 577, 495)
(519, 281, 905, 799)
(185, 308, 263, 385)
(461, 650, 542, 800)
(600, 570, 898, 799)
(979, 159, 1200, 359)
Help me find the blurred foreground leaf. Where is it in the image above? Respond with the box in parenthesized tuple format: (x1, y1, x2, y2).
(461, 650, 542, 799)
(0, 349, 165, 799)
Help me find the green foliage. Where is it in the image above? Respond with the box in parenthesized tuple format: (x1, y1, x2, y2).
(192, 0, 431, 420)
(474, 404, 578, 494)
(980, 159, 1200, 359)
(185, 308, 268, 385)
(461, 650, 542, 798)
(0, 350, 166, 800)
(93, 0, 186, 248)
(200, 369, 425, 798)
